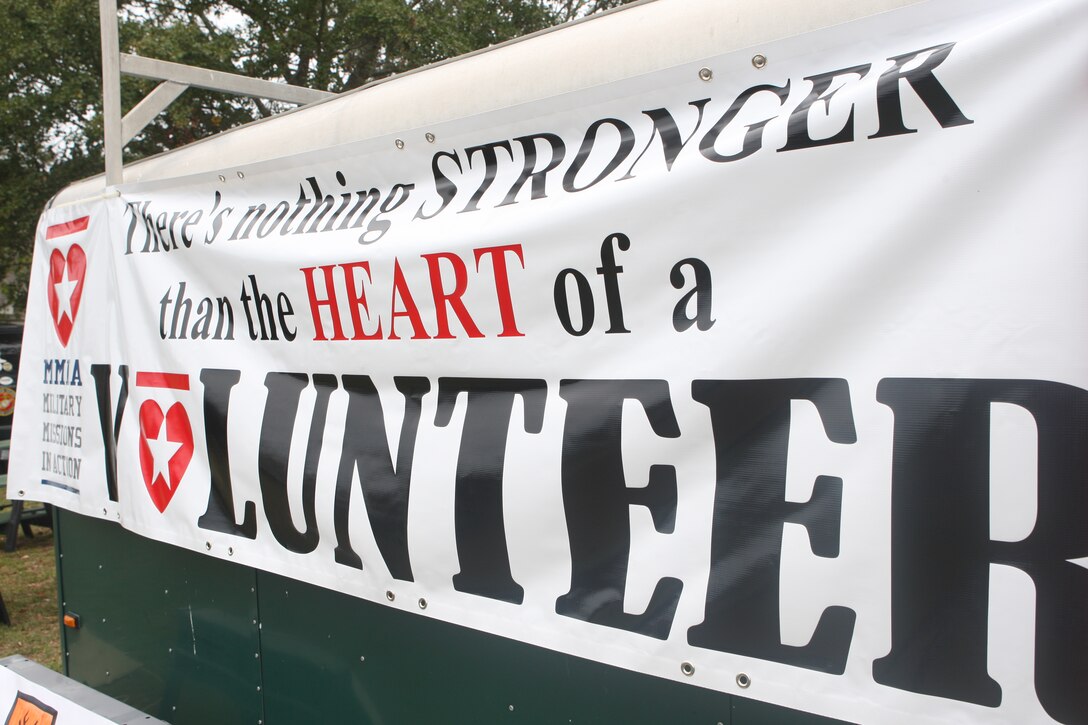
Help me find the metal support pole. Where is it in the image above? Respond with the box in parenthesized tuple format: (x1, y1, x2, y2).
(99, 0, 123, 186)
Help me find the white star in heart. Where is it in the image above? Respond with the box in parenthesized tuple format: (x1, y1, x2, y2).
(53, 266, 79, 324)
(145, 422, 182, 489)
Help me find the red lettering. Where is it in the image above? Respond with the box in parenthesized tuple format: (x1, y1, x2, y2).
(474, 244, 525, 337)
(389, 260, 430, 340)
(421, 252, 484, 340)
(340, 261, 382, 340)
(303, 245, 524, 342)
(300, 265, 347, 341)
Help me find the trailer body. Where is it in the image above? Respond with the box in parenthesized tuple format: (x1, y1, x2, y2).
(10, 0, 1087, 723)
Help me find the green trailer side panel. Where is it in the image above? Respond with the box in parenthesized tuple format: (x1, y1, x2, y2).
(56, 511, 850, 725)
(56, 509, 263, 724)
(257, 571, 733, 723)
(732, 696, 852, 725)
(256, 571, 850, 725)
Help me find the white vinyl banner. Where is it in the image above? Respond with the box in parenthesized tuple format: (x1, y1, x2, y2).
(9, 0, 1088, 722)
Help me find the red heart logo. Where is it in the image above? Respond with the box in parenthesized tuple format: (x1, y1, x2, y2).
(47, 244, 86, 347)
(138, 400, 194, 513)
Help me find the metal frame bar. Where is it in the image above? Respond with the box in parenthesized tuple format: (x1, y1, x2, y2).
(119, 54, 334, 105)
(98, 1, 334, 186)
(121, 81, 188, 144)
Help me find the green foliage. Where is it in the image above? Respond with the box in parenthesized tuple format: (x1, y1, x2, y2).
(0, 0, 632, 319)
(0, 0, 104, 318)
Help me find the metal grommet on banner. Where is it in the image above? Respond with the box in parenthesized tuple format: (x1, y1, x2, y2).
(236, 171, 245, 179)
(217, 174, 226, 182)
(395, 139, 405, 150)
(228, 547, 234, 556)
(736, 673, 751, 688)
(425, 132, 436, 143)
(205, 542, 211, 551)
(386, 590, 396, 601)
(752, 53, 767, 69)
(698, 67, 713, 81)
(418, 598, 427, 610)
(680, 661, 695, 676)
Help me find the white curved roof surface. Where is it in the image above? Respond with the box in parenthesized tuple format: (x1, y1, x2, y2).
(53, 0, 917, 206)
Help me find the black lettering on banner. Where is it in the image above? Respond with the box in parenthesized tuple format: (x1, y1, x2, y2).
(869, 42, 973, 139)
(554, 269, 594, 336)
(597, 233, 631, 335)
(230, 203, 267, 241)
(203, 191, 231, 245)
(562, 118, 636, 192)
(256, 201, 290, 238)
(621, 100, 711, 178)
(435, 378, 547, 605)
(123, 201, 150, 255)
(779, 64, 871, 151)
(461, 141, 514, 213)
(499, 133, 567, 206)
(152, 212, 168, 251)
(342, 187, 381, 236)
(415, 151, 462, 220)
(556, 379, 682, 639)
(89, 363, 128, 503)
(689, 379, 857, 674)
(298, 177, 336, 235)
(670, 258, 715, 332)
(197, 368, 257, 539)
(240, 275, 295, 341)
(180, 208, 201, 246)
(257, 372, 338, 554)
(550, 232, 630, 337)
(874, 379, 1087, 723)
(700, 82, 791, 163)
(322, 172, 356, 233)
(281, 185, 312, 235)
(333, 376, 430, 581)
(360, 183, 414, 244)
